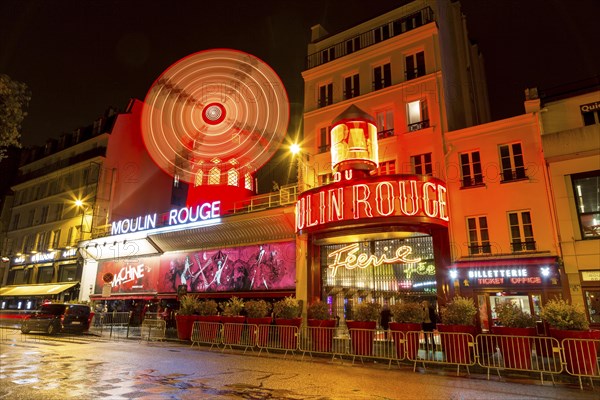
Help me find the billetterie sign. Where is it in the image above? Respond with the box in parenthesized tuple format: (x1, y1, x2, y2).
(111, 201, 221, 235)
(295, 174, 449, 233)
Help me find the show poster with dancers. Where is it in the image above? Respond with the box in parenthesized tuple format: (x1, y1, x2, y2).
(95, 257, 160, 294)
(158, 241, 296, 293)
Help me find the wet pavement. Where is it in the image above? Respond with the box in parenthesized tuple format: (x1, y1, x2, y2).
(0, 330, 598, 399)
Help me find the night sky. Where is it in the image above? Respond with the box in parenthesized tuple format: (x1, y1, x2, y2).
(1, 0, 598, 148)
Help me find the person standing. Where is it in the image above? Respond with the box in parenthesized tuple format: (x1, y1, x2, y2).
(380, 303, 391, 339)
(422, 301, 437, 354)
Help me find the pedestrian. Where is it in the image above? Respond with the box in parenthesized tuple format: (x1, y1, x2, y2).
(422, 300, 437, 354)
(380, 303, 391, 339)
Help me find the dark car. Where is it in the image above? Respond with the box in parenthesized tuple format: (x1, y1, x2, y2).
(21, 303, 92, 335)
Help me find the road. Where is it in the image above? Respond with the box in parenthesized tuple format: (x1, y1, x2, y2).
(0, 331, 598, 400)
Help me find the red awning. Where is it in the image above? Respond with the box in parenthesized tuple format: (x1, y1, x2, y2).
(451, 256, 557, 269)
(89, 294, 156, 301)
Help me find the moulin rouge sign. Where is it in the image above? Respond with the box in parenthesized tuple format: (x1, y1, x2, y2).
(295, 173, 449, 233)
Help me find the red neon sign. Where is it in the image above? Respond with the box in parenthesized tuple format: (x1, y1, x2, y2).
(295, 174, 449, 233)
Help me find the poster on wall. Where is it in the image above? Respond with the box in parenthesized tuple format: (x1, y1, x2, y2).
(158, 241, 296, 293)
(95, 257, 160, 294)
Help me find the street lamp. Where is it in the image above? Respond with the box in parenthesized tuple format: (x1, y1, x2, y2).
(289, 142, 316, 193)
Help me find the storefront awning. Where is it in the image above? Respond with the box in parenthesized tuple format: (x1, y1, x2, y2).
(0, 282, 78, 297)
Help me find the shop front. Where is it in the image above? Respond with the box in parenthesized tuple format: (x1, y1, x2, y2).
(450, 257, 563, 333)
(0, 249, 82, 311)
(81, 203, 298, 317)
(580, 269, 600, 329)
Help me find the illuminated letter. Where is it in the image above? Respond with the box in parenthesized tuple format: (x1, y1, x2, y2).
(352, 184, 372, 219)
(295, 199, 305, 230)
(199, 203, 211, 220)
(178, 207, 189, 224)
(169, 209, 178, 225)
(147, 214, 157, 229)
(111, 220, 123, 235)
(437, 185, 449, 221)
(398, 180, 419, 216)
(422, 182, 438, 218)
(306, 194, 319, 227)
(375, 181, 394, 216)
(328, 188, 344, 222)
(211, 201, 221, 218)
(319, 191, 326, 225)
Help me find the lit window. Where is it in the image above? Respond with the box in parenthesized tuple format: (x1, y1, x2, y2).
(572, 171, 600, 239)
(193, 170, 203, 187)
(208, 167, 220, 185)
(375, 160, 396, 176)
(508, 211, 536, 251)
(245, 173, 253, 190)
(407, 99, 429, 131)
(228, 168, 239, 186)
(376, 109, 394, 138)
(466, 216, 491, 255)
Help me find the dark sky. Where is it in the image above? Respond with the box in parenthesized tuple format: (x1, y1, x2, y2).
(1, 0, 598, 148)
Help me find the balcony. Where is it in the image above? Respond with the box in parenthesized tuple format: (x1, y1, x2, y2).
(408, 119, 430, 132)
(501, 168, 527, 183)
(306, 7, 434, 70)
(468, 244, 492, 256)
(377, 129, 395, 139)
(461, 176, 485, 189)
(511, 241, 537, 252)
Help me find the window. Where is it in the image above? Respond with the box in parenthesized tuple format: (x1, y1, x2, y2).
(460, 151, 483, 187)
(22, 235, 32, 253)
(227, 168, 238, 186)
(407, 99, 429, 131)
(412, 153, 432, 175)
(51, 229, 61, 249)
(467, 216, 491, 255)
(500, 143, 526, 182)
(11, 269, 27, 285)
(508, 211, 536, 251)
(319, 173, 333, 186)
(318, 83, 333, 108)
(375, 160, 396, 176)
(405, 51, 425, 80)
(208, 167, 220, 185)
(40, 206, 49, 224)
(374, 23, 391, 42)
(194, 170, 203, 187)
(37, 266, 54, 284)
(572, 171, 600, 239)
(373, 63, 391, 90)
(345, 36, 360, 54)
(244, 173, 253, 191)
(66, 227, 76, 247)
(321, 47, 335, 64)
(343, 74, 360, 100)
(36, 231, 50, 251)
(318, 126, 331, 153)
(28, 210, 35, 226)
(55, 203, 64, 221)
(581, 102, 600, 126)
(11, 213, 19, 230)
(58, 264, 78, 282)
(375, 109, 394, 138)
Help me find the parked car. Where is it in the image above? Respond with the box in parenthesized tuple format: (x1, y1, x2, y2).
(20, 303, 93, 335)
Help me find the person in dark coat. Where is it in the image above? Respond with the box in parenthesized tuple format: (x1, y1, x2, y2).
(422, 300, 438, 353)
(380, 303, 391, 339)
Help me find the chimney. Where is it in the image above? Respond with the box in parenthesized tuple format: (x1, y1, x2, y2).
(524, 87, 541, 113)
(311, 24, 329, 42)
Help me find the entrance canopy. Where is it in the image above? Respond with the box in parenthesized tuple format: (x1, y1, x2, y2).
(0, 282, 78, 297)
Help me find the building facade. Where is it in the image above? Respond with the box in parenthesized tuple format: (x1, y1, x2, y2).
(537, 82, 600, 328)
(297, 0, 491, 324)
(0, 109, 117, 309)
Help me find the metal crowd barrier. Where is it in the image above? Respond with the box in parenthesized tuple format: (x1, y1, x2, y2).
(140, 319, 166, 342)
(89, 311, 132, 340)
(560, 337, 600, 390)
(221, 322, 255, 353)
(190, 321, 222, 350)
(255, 324, 300, 357)
(405, 331, 475, 375)
(475, 334, 563, 384)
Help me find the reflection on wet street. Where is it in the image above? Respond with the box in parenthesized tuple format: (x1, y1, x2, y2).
(1, 331, 598, 400)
